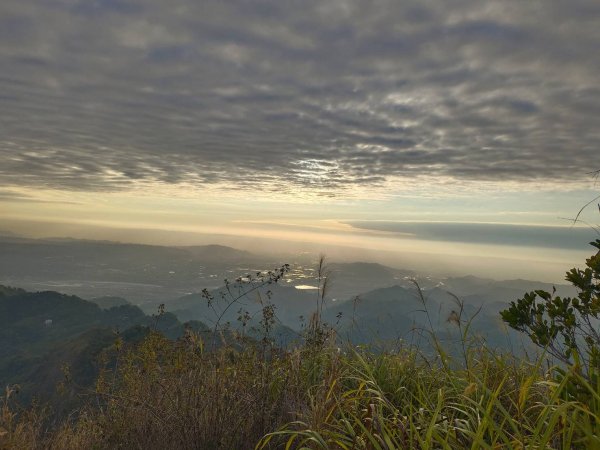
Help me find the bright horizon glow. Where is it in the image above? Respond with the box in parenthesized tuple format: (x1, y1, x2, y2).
(1, 181, 598, 284)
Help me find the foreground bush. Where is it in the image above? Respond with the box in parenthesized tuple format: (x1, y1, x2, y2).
(501, 239, 600, 379)
(1, 331, 600, 449)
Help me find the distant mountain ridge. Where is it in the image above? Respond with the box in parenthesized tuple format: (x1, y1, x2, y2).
(166, 274, 550, 352)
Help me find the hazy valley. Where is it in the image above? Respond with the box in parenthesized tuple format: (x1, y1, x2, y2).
(0, 233, 582, 407)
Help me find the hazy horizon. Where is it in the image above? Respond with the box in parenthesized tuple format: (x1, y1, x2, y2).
(1, 216, 596, 284)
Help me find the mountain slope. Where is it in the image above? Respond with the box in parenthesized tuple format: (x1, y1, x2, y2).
(0, 285, 207, 402)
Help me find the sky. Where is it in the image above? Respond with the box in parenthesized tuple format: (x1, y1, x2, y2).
(1, 0, 599, 281)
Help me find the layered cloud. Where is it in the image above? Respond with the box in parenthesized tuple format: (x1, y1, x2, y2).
(347, 221, 597, 251)
(0, 0, 599, 197)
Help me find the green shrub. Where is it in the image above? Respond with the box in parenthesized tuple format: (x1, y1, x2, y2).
(501, 239, 600, 378)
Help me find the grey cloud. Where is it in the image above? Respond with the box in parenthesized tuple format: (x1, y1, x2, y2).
(0, 189, 35, 202)
(0, 0, 599, 195)
(347, 221, 598, 251)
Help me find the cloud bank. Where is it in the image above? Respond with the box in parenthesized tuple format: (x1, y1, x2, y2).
(347, 221, 598, 251)
(0, 0, 599, 197)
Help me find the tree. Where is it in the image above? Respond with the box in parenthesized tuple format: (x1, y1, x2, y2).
(501, 239, 600, 378)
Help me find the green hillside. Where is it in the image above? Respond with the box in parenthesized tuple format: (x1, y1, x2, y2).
(0, 286, 207, 403)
